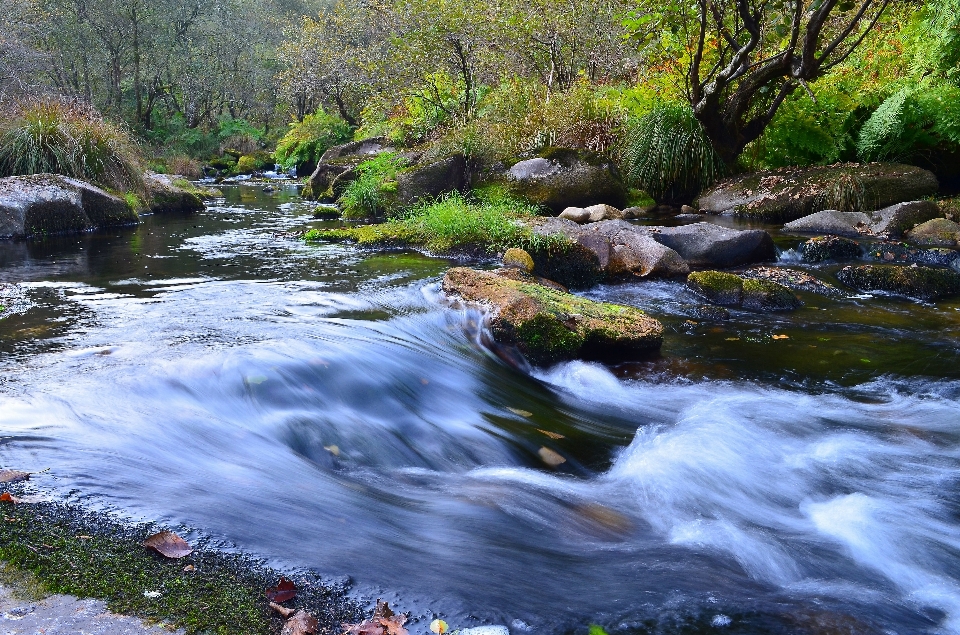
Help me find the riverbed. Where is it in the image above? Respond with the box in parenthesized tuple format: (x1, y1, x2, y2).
(2, 184, 960, 634)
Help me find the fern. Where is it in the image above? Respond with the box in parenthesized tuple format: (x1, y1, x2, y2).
(620, 103, 722, 202)
(858, 83, 960, 163)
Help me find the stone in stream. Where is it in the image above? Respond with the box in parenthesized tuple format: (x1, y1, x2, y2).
(442, 267, 663, 365)
(582, 220, 689, 278)
(304, 137, 394, 199)
(696, 163, 939, 221)
(649, 222, 776, 268)
(801, 236, 863, 263)
(783, 210, 872, 237)
(0, 174, 137, 240)
(863, 242, 960, 268)
(742, 266, 844, 297)
(870, 200, 942, 237)
(144, 172, 211, 214)
(904, 218, 960, 247)
(687, 270, 803, 312)
(558, 203, 623, 224)
(836, 264, 960, 301)
(502, 247, 535, 272)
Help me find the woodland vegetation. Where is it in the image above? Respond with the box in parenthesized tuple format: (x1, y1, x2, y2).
(1, 0, 959, 197)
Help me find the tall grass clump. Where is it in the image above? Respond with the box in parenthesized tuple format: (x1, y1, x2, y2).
(621, 103, 722, 203)
(339, 152, 408, 219)
(274, 107, 352, 169)
(0, 98, 143, 192)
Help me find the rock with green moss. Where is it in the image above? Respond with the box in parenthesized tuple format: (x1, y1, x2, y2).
(904, 218, 960, 247)
(494, 148, 627, 213)
(442, 267, 663, 365)
(503, 248, 535, 272)
(394, 154, 468, 207)
(697, 163, 938, 222)
(0, 174, 137, 239)
(836, 264, 960, 301)
(144, 172, 207, 214)
(802, 236, 862, 262)
(687, 270, 802, 311)
(304, 137, 395, 200)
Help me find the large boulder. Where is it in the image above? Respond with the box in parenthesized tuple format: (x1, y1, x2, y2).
(836, 264, 960, 301)
(583, 221, 689, 278)
(687, 270, 802, 312)
(801, 236, 862, 262)
(783, 210, 872, 237)
(904, 218, 960, 247)
(394, 154, 468, 207)
(144, 172, 207, 213)
(498, 148, 627, 212)
(305, 137, 395, 199)
(650, 222, 776, 267)
(0, 174, 137, 239)
(697, 163, 939, 222)
(870, 200, 942, 237)
(442, 267, 663, 365)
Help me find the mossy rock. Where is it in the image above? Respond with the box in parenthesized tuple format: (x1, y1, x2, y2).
(835, 264, 960, 301)
(503, 248, 534, 272)
(442, 267, 662, 365)
(801, 236, 862, 263)
(904, 218, 960, 247)
(687, 270, 802, 312)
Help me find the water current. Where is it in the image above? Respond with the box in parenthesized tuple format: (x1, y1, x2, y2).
(2, 185, 960, 634)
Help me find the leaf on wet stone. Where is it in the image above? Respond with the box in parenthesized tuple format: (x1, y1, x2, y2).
(772, 334, 789, 340)
(343, 620, 384, 635)
(143, 530, 193, 559)
(282, 610, 319, 635)
(375, 600, 407, 635)
(266, 577, 297, 603)
(0, 492, 20, 503)
(0, 470, 31, 484)
(537, 429, 565, 439)
(271, 602, 297, 618)
(538, 447, 566, 467)
(507, 407, 533, 417)
(430, 619, 449, 635)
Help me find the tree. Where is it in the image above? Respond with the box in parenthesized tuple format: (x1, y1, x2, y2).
(633, 0, 892, 166)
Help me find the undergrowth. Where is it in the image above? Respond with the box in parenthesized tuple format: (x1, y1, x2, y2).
(339, 152, 408, 219)
(306, 189, 545, 253)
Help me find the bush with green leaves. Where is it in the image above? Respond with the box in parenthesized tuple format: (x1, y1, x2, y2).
(339, 153, 409, 219)
(0, 98, 143, 192)
(620, 103, 721, 202)
(857, 83, 960, 165)
(274, 108, 352, 169)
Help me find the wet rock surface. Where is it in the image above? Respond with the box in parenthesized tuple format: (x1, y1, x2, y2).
(687, 270, 803, 311)
(783, 210, 872, 237)
(442, 267, 663, 364)
(0, 174, 137, 240)
(144, 173, 207, 214)
(499, 148, 627, 212)
(801, 236, 863, 263)
(836, 264, 960, 301)
(904, 218, 960, 247)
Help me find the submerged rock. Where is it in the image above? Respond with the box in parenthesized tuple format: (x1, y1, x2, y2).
(650, 222, 776, 267)
(0, 174, 137, 240)
(836, 264, 960, 301)
(442, 267, 663, 365)
(904, 218, 960, 247)
(801, 236, 863, 262)
(742, 266, 843, 297)
(697, 163, 938, 221)
(864, 242, 960, 267)
(687, 270, 802, 311)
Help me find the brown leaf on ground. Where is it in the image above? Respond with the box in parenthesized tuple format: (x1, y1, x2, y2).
(0, 492, 20, 503)
(282, 610, 318, 635)
(0, 470, 30, 484)
(271, 602, 296, 618)
(266, 577, 297, 603)
(375, 600, 407, 635)
(342, 621, 383, 635)
(143, 531, 193, 558)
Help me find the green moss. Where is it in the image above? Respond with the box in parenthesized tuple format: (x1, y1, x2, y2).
(742, 278, 803, 311)
(836, 264, 960, 301)
(0, 502, 294, 635)
(688, 270, 743, 296)
(688, 270, 800, 311)
(625, 188, 656, 208)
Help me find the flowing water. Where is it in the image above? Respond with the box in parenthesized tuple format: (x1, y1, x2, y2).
(2, 185, 960, 634)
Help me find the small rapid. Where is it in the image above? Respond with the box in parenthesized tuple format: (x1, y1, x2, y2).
(2, 185, 960, 634)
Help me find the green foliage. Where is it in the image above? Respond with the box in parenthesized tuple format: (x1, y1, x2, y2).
(0, 99, 143, 192)
(274, 108, 352, 168)
(589, 625, 610, 635)
(307, 189, 541, 253)
(857, 83, 960, 163)
(621, 103, 720, 201)
(339, 153, 408, 219)
(235, 153, 271, 174)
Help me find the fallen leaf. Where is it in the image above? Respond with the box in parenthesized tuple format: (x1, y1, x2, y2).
(183, 564, 195, 572)
(375, 601, 407, 635)
(0, 492, 20, 503)
(282, 610, 318, 635)
(507, 407, 533, 418)
(143, 531, 193, 559)
(266, 577, 297, 603)
(343, 621, 383, 635)
(324, 445, 341, 457)
(0, 470, 30, 484)
(725, 337, 740, 341)
(537, 429, 565, 440)
(771, 334, 789, 340)
(538, 447, 566, 467)
(271, 602, 296, 618)
(430, 619, 449, 634)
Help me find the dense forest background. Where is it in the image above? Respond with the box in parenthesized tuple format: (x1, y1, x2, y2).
(1, 0, 959, 194)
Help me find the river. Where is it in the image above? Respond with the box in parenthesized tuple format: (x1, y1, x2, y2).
(2, 184, 960, 634)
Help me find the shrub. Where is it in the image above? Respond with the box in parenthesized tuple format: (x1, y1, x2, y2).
(620, 103, 721, 202)
(857, 83, 960, 163)
(274, 108, 352, 169)
(0, 98, 143, 192)
(235, 152, 271, 174)
(339, 153, 408, 219)
(166, 154, 202, 179)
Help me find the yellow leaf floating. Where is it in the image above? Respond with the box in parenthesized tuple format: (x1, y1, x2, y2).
(507, 407, 533, 418)
(772, 334, 789, 340)
(537, 429, 565, 439)
(538, 447, 566, 467)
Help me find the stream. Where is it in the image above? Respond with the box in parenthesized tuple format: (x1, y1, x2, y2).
(2, 184, 960, 634)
